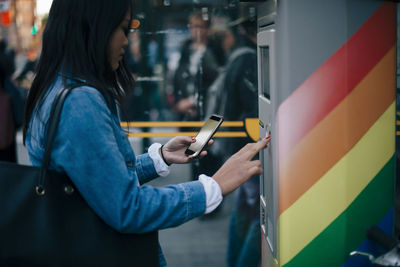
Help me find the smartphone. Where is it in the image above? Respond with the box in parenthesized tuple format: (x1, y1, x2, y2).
(185, 114, 224, 158)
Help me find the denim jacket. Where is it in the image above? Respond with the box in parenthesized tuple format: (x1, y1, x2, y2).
(25, 76, 207, 265)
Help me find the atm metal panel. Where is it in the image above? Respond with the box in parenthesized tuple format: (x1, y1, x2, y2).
(258, 24, 278, 264)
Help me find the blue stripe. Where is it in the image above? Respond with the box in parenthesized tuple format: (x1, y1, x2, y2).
(342, 207, 394, 267)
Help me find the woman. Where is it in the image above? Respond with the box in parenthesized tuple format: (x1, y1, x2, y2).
(23, 0, 270, 265)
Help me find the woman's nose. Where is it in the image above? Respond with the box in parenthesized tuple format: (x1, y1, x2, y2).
(123, 36, 129, 47)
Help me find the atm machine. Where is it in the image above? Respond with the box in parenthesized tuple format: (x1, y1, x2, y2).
(257, 1, 397, 266)
(257, 1, 277, 265)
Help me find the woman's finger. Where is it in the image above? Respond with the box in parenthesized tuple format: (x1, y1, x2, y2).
(168, 136, 195, 149)
(180, 135, 196, 145)
(248, 164, 263, 176)
(207, 139, 214, 146)
(198, 150, 208, 159)
(203, 139, 214, 151)
(247, 159, 262, 169)
(244, 137, 270, 160)
(247, 160, 263, 176)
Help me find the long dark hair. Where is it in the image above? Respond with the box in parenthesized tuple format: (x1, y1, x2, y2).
(23, 0, 135, 141)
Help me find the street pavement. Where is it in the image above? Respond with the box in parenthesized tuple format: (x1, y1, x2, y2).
(150, 162, 234, 267)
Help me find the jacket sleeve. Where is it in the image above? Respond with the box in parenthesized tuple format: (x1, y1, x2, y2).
(52, 87, 206, 233)
(135, 153, 159, 184)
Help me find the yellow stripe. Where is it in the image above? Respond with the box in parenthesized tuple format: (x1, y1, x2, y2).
(121, 121, 244, 128)
(279, 103, 395, 265)
(126, 131, 248, 138)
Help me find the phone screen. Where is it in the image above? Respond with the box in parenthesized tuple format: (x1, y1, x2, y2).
(186, 115, 223, 156)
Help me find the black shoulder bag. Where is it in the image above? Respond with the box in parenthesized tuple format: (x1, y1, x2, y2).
(0, 85, 159, 267)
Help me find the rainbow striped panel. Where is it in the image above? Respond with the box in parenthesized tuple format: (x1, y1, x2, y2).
(276, 3, 396, 266)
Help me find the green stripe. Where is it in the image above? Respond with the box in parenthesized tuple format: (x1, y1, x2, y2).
(283, 156, 394, 267)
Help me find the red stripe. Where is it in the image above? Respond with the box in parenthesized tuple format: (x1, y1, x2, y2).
(277, 2, 396, 159)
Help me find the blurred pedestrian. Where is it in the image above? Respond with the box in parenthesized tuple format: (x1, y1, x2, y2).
(173, 10, 220, 122)
(223, 18, 260, 267)
(204, 16, 260, 266)
(15, 15, 47, 91)
(0, 61, 15, 162)
(0, 38, 24, 163)
(173, 10, 224, 182)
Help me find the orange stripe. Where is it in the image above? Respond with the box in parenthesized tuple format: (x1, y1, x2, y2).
(277, 3, 396, 159)
(279, 47, 395, 214)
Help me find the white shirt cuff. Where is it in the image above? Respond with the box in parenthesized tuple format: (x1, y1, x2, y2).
(199, 174, 223, 214)
(148, 143, 170, 177)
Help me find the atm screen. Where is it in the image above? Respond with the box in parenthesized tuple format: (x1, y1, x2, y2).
(260, 46, 270, 99)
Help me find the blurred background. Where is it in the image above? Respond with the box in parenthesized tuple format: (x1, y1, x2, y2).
(3, 0, 260, 266)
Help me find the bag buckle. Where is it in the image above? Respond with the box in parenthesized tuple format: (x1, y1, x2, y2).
(35, 185, 46, 196)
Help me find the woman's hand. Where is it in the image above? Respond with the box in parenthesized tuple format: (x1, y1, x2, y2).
(160, 136, 214, 165)
(212, 137, 270, 195)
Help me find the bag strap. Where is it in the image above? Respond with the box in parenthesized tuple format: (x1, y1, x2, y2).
(226, 47, 256, 66)
(36, 83, 86, 195)
(206, 46, 256, 117)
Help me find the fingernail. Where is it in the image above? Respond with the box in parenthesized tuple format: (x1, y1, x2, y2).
(192, 138, 196, 141)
